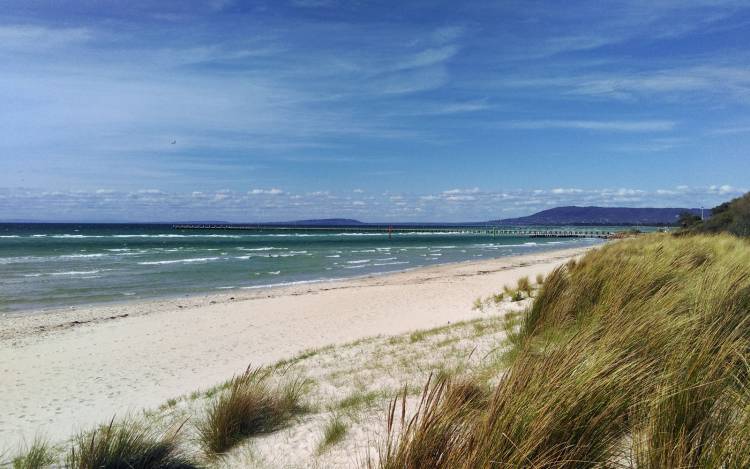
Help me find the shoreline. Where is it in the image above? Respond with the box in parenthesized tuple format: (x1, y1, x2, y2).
(0, 244, 596, 447)
(0, 239, 598, 319)
(1, 245, 595, 344)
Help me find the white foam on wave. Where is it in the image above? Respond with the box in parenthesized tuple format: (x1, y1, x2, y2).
(236, 247, 286, 251)
(51, 270, 101, 276)
(116, 234, 242, 239)
(396, 231, 466, 236)
(138, 257, 220, 266)
(346, 259, 371, 264)
(325, 254, 340, 258)
(60, 253, 106, 259)
(51, 234, 104, 238)
(373, 261, 410, 266)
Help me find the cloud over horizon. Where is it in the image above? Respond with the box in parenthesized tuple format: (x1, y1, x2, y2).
(1, 185, 745, 223)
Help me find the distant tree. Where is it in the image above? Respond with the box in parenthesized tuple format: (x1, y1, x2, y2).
(686, 192, 750, 237)
(678, 211, 702, 229)
(728, 194, 750, 237)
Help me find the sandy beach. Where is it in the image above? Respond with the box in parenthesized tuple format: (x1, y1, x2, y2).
(0, 245, 592, 449)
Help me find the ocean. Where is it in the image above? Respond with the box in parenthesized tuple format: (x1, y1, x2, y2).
(0, 223, 607, 314)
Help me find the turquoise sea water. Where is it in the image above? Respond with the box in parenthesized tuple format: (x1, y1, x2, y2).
(0, 223, 608, 314)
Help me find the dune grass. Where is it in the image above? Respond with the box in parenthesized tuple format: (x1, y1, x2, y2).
(318, 414, 348, 453)
(535, 273, 544, 285)
(516, 275, 532, 295)
(67, 417, 197, 469)
(196, 367, 308, 456)
(12, 437, 56, 469)
(374, 234, 750, 468)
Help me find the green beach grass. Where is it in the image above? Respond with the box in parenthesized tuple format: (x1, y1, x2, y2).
(374, 233, 750, 468)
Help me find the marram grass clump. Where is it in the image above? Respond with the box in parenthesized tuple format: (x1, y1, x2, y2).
(375, 234, 750, 468)
(197, 366, 308, 456)
(67, 417, 197, 469)
(318, 414, 348, 453)
(12, 437, 56, 469)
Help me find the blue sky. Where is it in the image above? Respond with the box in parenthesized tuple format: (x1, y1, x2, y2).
(1, 0, 749, 222)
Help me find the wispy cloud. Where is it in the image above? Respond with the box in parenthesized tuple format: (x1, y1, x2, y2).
(710, 125, 750, 135)
(498, 65, 750, 102)
(0, 24, 92, 50)
(501, 120, 676, 132)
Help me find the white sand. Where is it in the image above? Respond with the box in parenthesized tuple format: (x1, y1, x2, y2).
(0, 246, 592, 448)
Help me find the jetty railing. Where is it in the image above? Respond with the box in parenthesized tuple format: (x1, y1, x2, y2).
(171, 224, 614, 238)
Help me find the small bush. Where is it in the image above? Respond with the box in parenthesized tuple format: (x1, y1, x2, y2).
(511, 290, 524, 302)
(197, 367, 307, 455)
(490, 293, 503, 304)
(12, 437, 55, 469)
(535, 273, 544, 285)
(471, 297, 483, 311)
(67, 418, 196, 469)
(318, 414, 348, 453)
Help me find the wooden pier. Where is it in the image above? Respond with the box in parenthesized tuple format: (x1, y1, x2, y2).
(172, 224, 614, 239)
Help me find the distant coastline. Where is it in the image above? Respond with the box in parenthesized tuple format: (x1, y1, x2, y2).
(0, 204, 702, 227)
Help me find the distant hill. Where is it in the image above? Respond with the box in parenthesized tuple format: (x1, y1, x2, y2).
(492, 206, 703, 226)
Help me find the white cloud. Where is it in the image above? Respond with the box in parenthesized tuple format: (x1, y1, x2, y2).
(551, 188, 583, 194)
(443, 187, 480, 195)
(249, 188, 284, 195)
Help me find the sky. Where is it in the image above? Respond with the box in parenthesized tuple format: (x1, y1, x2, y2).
(1, 0, 749, 222)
